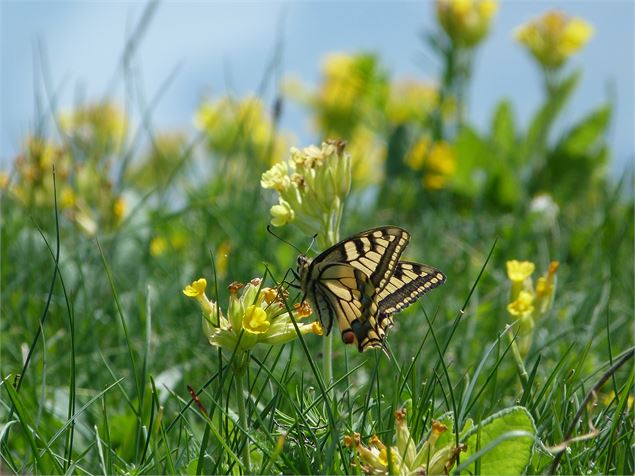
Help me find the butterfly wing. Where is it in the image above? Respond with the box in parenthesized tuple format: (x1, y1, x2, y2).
(375, 262, 447, 336)
(310, 262, 384, 351)
(312, 226, 410, 291)
(298, 226, 444, 352)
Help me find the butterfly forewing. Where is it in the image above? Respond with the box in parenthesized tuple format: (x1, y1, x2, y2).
(377, 262, 446, 316)
(315, 227, 410, 291)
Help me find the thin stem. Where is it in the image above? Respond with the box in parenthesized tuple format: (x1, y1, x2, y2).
(323, 332, 334, 385)
(321, 209, 340, 386)
(235, 359, 251, 474)
(507, 330, 529, 388)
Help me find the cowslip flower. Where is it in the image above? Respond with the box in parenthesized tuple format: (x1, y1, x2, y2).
(405, 137, 457, 190)
(261, 140, 351, 248)
(345, 409, 465, 475)
(183, 277, 321, 353)
(506, 260, 535, 299)
(505, 260, 559, 357)
(194, 94, 289, 166)
(514, 11, 594, 69)
(436, 0, 499, 48)
(58, 102, 127, 153)
(535, 261, 559, 314)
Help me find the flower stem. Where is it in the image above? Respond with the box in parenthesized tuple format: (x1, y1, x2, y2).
(321, 216, 339, 386)
(234, 361, 251, 474)
(323, 332, 333, 385)
(508, 331, 529, 388)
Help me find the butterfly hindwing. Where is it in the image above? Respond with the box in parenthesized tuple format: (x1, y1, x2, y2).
(313, 262, 382, 350)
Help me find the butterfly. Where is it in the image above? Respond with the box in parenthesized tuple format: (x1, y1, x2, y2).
(296, 226, 445, 352)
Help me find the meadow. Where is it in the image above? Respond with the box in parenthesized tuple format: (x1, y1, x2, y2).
(1, 2, 633, 475)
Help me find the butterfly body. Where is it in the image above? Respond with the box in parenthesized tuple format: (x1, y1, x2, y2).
(297, 226, 445, 352)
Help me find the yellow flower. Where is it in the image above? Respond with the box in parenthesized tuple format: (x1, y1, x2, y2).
(387, 79, 439, 125)
(194, 94, 289, 166)
(346, 126, 385, 186)
(601, 390, 634, 409)
(183, 278, 207, 298)
(190, 277, 322, 352)
(149, 236, 168, 257)
(59, 102, 127, 152)
(260, 163, 290, 191)
(425, 141, 456, 190)
(262, 141, 351, 245)
(506, 260, 535, 282)
(183, 278, 215, 316)
(507, 290, 535, 318)
(60, 187, 76, 209)
(436, 0, 499, 47)
(112, 197, 126, 222)
(405, 137, 431, 171)
(312, 321, 324, 336)
(406, 138, 456, 190)
(243, 305, 270, 334)
(514, 11, 594, 69)
(346, 409, 465, 475)
(535, 260, 559, 314)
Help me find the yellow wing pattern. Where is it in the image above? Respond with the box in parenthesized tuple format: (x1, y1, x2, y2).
(297, 226, 445, 352)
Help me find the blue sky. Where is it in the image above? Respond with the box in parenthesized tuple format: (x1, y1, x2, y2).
(1, 1, 633, 174)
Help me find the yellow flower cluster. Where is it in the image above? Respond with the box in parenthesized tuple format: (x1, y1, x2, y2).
(436, 0, 499, 47)
(261, 140, 351, 247)
(126, 132, 187, 191)
(515, 10, 594, 69)
(59, 102, 127, 154)
(405, 137, 457, 190)
(194, 94, 289, 167)
(183, 277, 321, 352)
(506, 259, 559, 356)
(285, 53, 389, 187)
(386, 79, 440, 126)
(344, 409, 465, 475)
(9, 102, 129, 235)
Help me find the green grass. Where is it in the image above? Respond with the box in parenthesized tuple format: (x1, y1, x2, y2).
(1, 166, 633, 474)
(1, 5, 634, 473)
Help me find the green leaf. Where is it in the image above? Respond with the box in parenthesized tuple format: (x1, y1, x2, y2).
(491, 100, 516, 157)
(435, 414, 474, 448)
(451, 126, 492, 197)
(520, 71, 581, 164)
(458, 406, 536, 475)
(558, 104, 612, 156)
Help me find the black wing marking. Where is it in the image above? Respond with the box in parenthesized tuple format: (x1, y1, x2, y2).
(377, 262, 446, 317)
(309, 226, 410, 292)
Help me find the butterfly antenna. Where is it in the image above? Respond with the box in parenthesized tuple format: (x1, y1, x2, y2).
(266, 225, 304, 254)
(305, 233, 318, 255)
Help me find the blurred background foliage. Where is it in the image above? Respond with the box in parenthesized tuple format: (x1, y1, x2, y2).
(1, 1, 633, 474)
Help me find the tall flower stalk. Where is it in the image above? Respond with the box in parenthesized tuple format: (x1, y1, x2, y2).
(261, 140, 352, 384)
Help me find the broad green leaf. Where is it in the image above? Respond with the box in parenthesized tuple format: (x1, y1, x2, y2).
(435, 414, 474, 448)
(520, 71, 581, 164)
(558, 104, 612, 156)
(491, 100, 516, 157)
(458, 406, 536, 475)
(451, 126, 492, 197)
